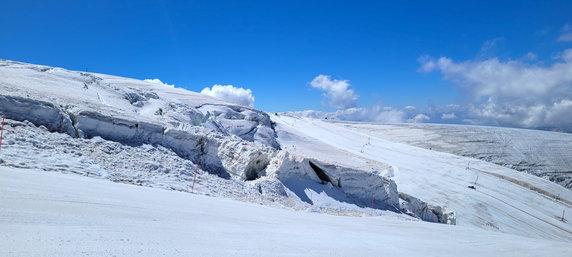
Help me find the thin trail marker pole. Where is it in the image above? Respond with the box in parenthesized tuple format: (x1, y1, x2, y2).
(192, 163, 201, 193)
(0, 115, 5, 151)
(192, 173, 197, 193)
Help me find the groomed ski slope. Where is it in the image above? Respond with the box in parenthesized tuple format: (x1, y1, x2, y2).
(273, 115, 572, 241)
(1, 167, 571, 257)
(333, 122, 572, 189)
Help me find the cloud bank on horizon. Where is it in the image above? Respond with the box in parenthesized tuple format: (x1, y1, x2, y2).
(288, 47, 572, 132)
(195, 39, 572, 132)
(200, 84, 255, 107)
(419, 48, 572, 130)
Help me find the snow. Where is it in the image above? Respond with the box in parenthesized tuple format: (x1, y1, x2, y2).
(335, 122, 572, 189)
(1, 59, 572, 255)
(2, 167, 571, 257)
(0, 60, 424, 218)
(273, 115, 572, 240)
(0, 59, 278, 147)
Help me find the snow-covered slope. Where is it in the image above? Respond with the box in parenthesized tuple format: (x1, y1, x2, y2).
(273, 115, 572, 241)
(333, 122, 572, 189)
(0, 60, 448, 220)
(2, 167, 571, 257)
(1, 59, 571, 254)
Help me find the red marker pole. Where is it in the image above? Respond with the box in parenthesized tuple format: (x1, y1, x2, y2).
(0, 115, 5, 151)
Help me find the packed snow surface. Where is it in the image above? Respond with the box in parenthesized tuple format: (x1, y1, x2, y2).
(1, 167, 571, 257)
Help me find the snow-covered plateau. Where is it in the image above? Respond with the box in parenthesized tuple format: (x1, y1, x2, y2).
(0, 59, 571, 256)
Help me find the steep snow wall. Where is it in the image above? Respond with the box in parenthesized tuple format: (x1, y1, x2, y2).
(75, 110, 278, 179)
(265, 151, 454, 222)
(0, 95, 75, 135)
(0, 95, 270, 179)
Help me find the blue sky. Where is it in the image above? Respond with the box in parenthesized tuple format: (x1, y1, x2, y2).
(1, 1, 572, 129)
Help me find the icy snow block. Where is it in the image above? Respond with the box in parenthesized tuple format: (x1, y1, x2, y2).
(75, 111, 139, 143)
(267, 152, 400, 211)
(250, 178, 288, 198)
(399, 193, 456, 224)
(306, 161, 400, 211)
(162, 128, 229, 178)
(0, 95, 75, 135)
(254, 125, 280, 149)
(338, 169, 400, 211)
(216, 139, 275, 180)
(75, 111, 164, 146)
(218, 119, 258, 140)
(165, 102, 205, 126)
(198, 104, 280, 149)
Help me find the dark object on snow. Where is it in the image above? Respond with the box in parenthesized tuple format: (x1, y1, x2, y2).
(468, 185, 476, 190)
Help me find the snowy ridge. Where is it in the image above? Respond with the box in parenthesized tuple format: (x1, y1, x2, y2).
(0, 59, 279, 148)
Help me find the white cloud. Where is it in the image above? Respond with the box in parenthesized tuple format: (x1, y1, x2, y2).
(200, 84, 255, 107)
(418, 55, 437, 72)
(144, 78, 175, 88)
(310, 75, 359, 109)
(441, 113, 457, 120)
(477, 38, 504, 59)
(334, 106, 404, 123)
(408, 114, 430, 123)
(420, 48, 572, 129)
(525, 52, 537, 60)
(404, 105, 416, 110)
(446, 104, 461, 109)
(287, 105, 405, 123)
(558, 24, 572, 42)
